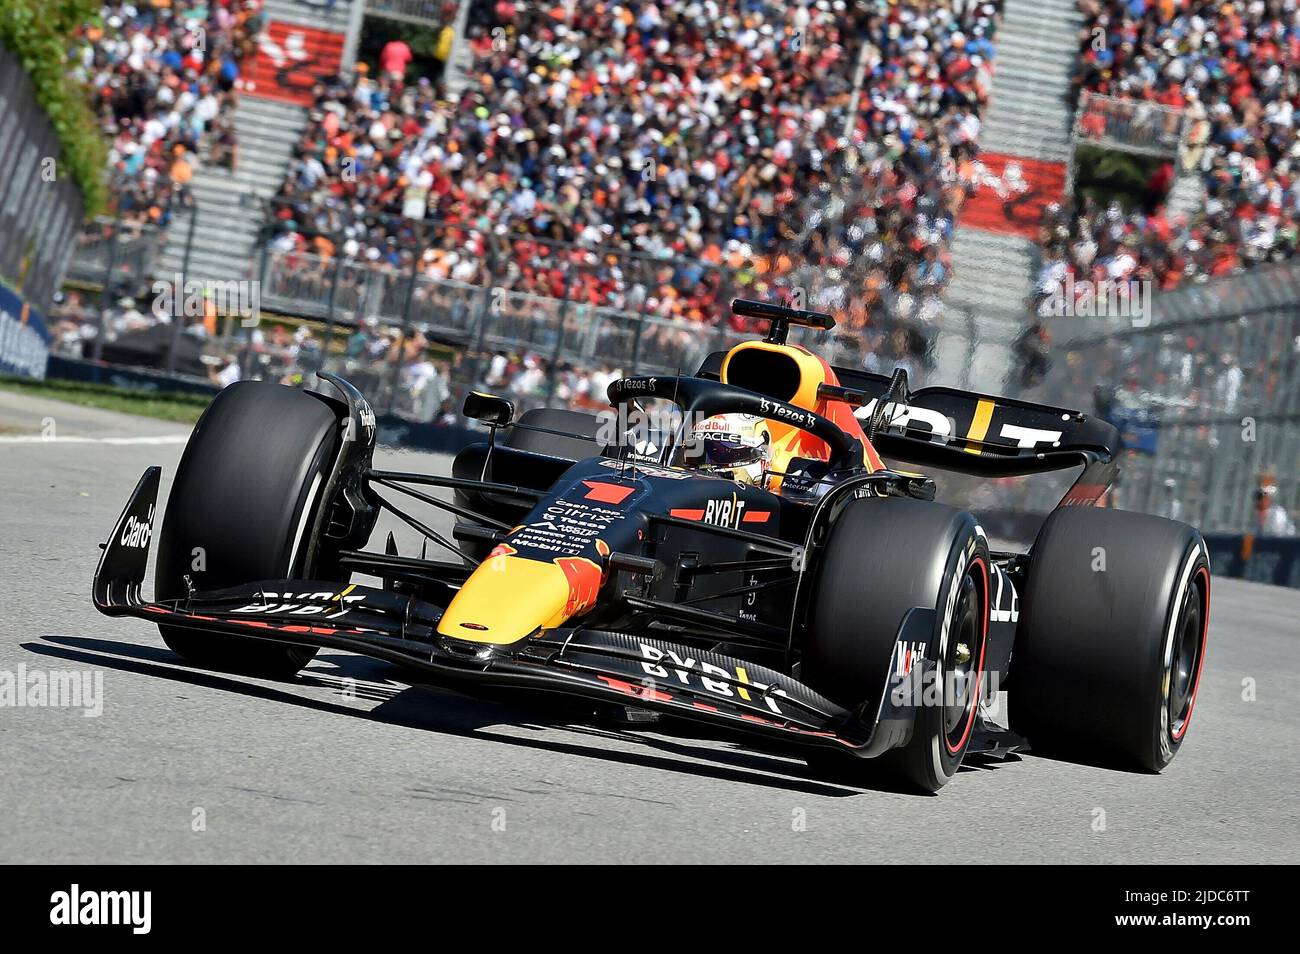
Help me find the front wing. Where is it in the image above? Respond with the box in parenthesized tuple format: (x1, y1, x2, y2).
(92, 467, 929, 757)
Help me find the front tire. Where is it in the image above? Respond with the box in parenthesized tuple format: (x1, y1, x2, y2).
(1010, 507, 1210, 771)
(155, 382, 344, 678)
(803, 498, 989, 792)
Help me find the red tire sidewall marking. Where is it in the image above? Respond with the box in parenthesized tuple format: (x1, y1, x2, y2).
(1172, 563, 1210, 742)
(946, 555, 989, 756)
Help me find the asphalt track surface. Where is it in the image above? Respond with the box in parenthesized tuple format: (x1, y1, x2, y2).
(2, 391, 1296, 864)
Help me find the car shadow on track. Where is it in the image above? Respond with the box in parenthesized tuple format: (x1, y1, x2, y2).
(28, 634, 913, 798)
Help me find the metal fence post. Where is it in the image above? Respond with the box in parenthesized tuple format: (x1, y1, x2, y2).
(164, 199, 200, 374)
(463, 239, 500, 402)
(543, 254, 583, 408)
(93, 210, 123, 362)
(629, 314, 646, 376)
(384, 248, 422, 416)
(241, 239, 270, 380)
(321, 235, 343, 356)
(963, 305, 977, 391)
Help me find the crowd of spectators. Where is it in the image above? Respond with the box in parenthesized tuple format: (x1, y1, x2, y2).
(267, 0, 1006, 392)
(1036, 0, 1300, 306)
(73, 1, 264, 228)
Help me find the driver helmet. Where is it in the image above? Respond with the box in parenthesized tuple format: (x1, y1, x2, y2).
(690, 413, 770, 486)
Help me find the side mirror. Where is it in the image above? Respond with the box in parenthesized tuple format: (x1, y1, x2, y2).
(463, 391, 514, 427)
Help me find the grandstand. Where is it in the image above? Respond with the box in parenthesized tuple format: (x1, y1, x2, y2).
(1041, 0, 1299, 297)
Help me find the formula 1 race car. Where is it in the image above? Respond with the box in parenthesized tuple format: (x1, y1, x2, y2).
(93, 299, 1210, 791)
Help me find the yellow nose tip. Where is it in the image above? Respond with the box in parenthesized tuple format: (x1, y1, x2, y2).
(436, 552, 603, 644)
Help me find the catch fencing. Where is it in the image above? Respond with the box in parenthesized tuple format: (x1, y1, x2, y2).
(251, 210, 989, 419)
(63, 216, 167, 293)
(57, 201, 1002, 423)
(1039, 259, 1300, 538)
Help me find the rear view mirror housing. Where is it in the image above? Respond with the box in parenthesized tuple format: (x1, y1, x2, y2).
(463, 391, 515, 427)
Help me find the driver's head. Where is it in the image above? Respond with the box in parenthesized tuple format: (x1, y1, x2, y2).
(689, 413, 770, 486)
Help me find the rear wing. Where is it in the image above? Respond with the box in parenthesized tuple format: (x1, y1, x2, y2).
(856, 382, 1118, 478)
(696, 352, 1119, 479)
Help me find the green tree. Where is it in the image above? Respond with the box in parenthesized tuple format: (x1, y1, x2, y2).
(1, 0, 107, 215)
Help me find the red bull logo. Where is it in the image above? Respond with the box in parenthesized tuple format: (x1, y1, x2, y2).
(555, 557, 605, 618)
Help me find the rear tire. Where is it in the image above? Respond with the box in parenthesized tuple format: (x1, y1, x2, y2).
(504, 408, 603, 460)
(155, 382, 343, 678)
(1010, 507, 1210, 772)
(803, 498, 989, 792)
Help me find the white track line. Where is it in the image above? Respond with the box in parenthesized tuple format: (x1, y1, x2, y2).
(0, 435, 188, 444)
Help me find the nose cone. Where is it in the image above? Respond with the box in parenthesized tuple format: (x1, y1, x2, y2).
(436, 548, 604, 645)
